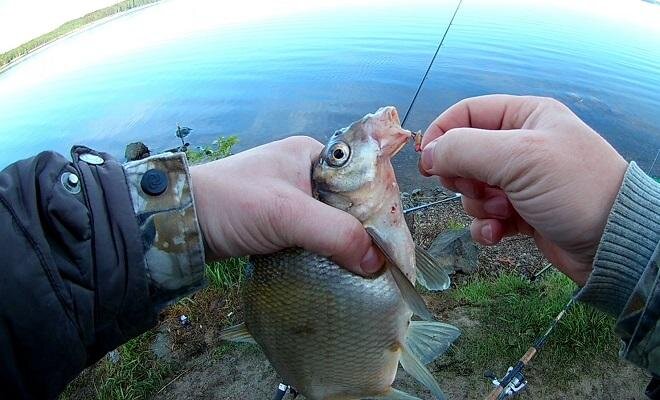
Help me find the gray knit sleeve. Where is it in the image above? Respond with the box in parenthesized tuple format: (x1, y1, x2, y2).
(578, 162, 660, 315)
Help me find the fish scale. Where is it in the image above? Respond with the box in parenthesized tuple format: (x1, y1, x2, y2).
(220, 107, 460, 400)
(246, 248, 409, 399)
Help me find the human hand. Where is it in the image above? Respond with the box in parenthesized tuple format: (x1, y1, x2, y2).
(190, 136, 383, 276)
(419, 95, 628, 285)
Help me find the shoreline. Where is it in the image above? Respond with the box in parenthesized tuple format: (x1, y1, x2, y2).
(0, 1, 161, 76)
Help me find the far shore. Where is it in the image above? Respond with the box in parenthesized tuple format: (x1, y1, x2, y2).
(0, 0, 160, 75)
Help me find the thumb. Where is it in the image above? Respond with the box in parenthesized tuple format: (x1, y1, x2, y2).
(286, 195, 383, 276)
(420, 127, 525, 188)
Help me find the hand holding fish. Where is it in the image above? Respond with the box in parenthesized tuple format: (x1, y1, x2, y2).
(419, 94, 628, 285)
(190, 135, 383, 276)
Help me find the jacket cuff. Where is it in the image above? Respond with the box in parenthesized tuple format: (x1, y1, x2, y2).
(123, 152, 207, 310)
(578, 162, 660, 316)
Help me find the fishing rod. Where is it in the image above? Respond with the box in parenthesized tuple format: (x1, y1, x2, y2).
(483, 295, 577, 400)
(529, 262, 553, 281)
(403, 192, 461, 214)
(400, 0, 463, 128)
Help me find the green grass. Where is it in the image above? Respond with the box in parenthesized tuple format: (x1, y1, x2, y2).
(186, 136, 239, 165)
(206, 257, 247, 291)
(445, 218, 467, 231)
(446, 272, 618, 384)
(1, 0, 160, 69)
(60, 331, 171, 400)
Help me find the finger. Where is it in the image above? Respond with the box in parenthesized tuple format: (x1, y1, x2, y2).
(454, 178, 487, 199)
(421, 94, 548, 148)
(285, 194, 384, 276)
(434, 176, 487, 198)
(421, 127, 525, 187)
(462, 192, 512, 219)
(470, 213, 537, 245)
(439, 176, 457, 192)
(470, 218, 507, 245)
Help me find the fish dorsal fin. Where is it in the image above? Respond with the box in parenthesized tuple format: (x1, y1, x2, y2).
(368, 388, 423, 399)
(366, 227, 434, 321)
(415, 245, 451, 291)
(399, 343, 447, 400)
(219, 322, 257, 344)
(406, 321, 461, 365)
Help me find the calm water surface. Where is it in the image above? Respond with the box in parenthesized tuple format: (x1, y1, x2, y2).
(0, 0, 658, 189)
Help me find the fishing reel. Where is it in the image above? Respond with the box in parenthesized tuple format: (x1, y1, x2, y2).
(484, 368, 527, 399)
(273, 383, 298, 400)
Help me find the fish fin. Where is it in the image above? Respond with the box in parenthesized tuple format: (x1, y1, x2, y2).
(366, 227, 434, 321)
(415, 245, 451, 291)
(399, 343, 446, 400)
(366, 388, 423, 399)
(406, 321, 461, 364)
(219, 322, 257, 344)
(389, 265, 434, 321)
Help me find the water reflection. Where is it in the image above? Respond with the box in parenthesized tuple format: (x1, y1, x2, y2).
(0, 0, 658, 188)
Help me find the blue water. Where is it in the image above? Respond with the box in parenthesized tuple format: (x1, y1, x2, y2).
(0, 0, 659, 189)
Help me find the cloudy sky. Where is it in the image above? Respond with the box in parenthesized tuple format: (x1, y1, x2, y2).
(0, 0, 117, 53)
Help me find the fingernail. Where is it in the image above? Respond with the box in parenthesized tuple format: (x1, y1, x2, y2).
(481, 224, 494, 244)
(360, 246, 383, 274)
(483, 196, 510, 218)
(420, 141, 436, 172)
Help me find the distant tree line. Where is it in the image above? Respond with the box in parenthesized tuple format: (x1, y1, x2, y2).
(0, 0, 160, 69)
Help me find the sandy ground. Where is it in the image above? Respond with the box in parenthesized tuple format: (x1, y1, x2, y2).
(146, 188, 650, 400)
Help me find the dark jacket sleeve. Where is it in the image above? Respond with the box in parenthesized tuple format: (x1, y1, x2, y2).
(0, 147, 205, 399)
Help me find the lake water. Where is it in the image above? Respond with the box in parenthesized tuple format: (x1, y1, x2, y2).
(0, 0, 659, 189)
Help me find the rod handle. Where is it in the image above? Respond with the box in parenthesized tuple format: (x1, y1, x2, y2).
(485, 386, 503, 400)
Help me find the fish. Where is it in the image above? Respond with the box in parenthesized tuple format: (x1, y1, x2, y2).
(220, 107, 460, 400)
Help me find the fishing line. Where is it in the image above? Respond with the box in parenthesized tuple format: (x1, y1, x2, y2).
(648, 148, 660, 174)
(400, 0, 463, 128)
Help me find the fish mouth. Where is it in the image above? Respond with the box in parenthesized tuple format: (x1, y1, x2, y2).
(375, 106, 412, 157)
(391, 135, 410, 157)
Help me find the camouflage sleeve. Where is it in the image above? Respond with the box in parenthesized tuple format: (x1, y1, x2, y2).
(578, 162, 660, 374)
(616, 245, 660, 374)
(123, 152, 207, 310)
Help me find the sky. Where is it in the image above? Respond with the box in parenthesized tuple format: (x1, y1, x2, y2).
(0, 0, 117, 53)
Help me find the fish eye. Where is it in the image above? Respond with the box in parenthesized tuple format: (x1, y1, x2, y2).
(326, 142, 351, 167)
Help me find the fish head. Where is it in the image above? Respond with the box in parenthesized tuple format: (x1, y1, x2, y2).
(312, 106, 411, 220)
(313, 106, 417, 279)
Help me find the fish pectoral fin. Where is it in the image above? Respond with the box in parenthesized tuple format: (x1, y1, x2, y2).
(389, 265, 434, 321)
(406, 321, 461, 365)
(219, 322, 257, 344)
(399, 343, 447, 400)
(366, 388, 423, 400)
(415, 245, 451, 291)
(366, 227, 434, 321)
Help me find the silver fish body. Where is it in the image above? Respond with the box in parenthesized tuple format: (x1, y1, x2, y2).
(245, 248, 410, 400)
(221, 107, 459, 400)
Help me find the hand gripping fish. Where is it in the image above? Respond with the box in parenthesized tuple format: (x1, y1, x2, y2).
(220, 107, 460, 400)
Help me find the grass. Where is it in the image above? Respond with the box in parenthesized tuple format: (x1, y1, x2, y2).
(60, 331, 171, 400)
(1, 0, 160, 69)
(186, 136, 239, 165)
(206, 257, 247, 291)
(445, 218, 467, 231)
(444, 271, 618, 384)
